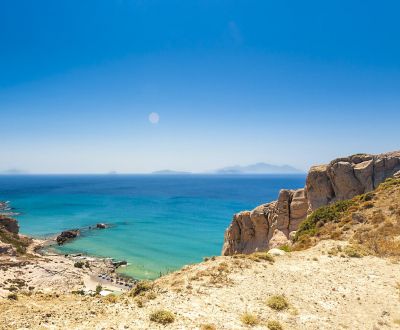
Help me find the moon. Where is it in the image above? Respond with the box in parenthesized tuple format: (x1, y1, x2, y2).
(148, 112, 160, 124)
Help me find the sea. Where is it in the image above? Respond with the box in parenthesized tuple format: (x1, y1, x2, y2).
(0, 174, 305, 279)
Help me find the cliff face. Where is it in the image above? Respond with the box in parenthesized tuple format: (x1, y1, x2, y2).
(222, 151, 400, 255)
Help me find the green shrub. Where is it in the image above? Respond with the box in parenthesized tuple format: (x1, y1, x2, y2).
(149, 310, 175, 325)
(295, 200, 355, 241)
(278, 244, 292, 252)
(266, 295, 289, 311)
(74, 261, 84, 268)
(95, 284, 102, 295)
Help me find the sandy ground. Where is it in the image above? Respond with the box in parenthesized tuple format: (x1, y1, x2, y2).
(0, 239, 132, 298)
(1, 240, 399, 329)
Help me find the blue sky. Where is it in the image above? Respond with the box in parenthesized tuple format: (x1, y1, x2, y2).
(1, 0, 399, 173)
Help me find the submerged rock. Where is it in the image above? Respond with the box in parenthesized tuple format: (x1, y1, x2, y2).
(56, 230, 80, 245)
(112, 260, 127, 268)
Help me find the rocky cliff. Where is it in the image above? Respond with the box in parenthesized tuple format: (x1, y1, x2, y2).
(222, 151, 400, 255)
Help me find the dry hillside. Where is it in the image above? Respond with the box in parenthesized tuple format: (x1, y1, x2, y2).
(1, 178, 400, 329)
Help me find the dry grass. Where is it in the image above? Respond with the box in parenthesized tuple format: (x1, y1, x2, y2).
(267, 320, 283, 330)
(103, 294, 118, 303)
(149, 309, 175, 325)
(266, 295, 289, 311)
(130, 280, 153, 297)
(293, 177, 400, 259)
(200, 324, 217, 330)
(240, 312, 259, 326)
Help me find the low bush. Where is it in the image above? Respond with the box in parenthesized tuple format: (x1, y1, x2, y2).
(149, 309, 175, 325)
(266, 295, 289, 311)
(267, 320, 283, 330)
(130, 280, 153, 297)
(74, 261, 84, 268)
(240, 312, 259, 326)
(7, 293, 18, 300)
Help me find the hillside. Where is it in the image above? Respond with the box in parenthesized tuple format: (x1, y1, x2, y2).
(1, 177, 400, 329)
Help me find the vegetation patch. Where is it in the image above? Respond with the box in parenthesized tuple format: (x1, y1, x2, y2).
(294, 200, 355, 244)
(278, 244, 292, 252)
(103, 294, 118, 303)
(200, 324, 216, 330)
(149, 309, 175, 325)
(247, 252, 275, 263)
(240, 312, 259, 326)
(7, 293, 18, 300)
(74, 261, 84, 268)
(130, 280, 153, 297)
(0, 229, 31, 255)
(266, 295, 289, 311)
(267, 320, 283, 330)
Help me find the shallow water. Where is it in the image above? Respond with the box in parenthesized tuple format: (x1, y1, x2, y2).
(0, 174, 305, 279)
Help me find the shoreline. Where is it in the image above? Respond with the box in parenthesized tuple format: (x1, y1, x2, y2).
(0, 232, 137, 298)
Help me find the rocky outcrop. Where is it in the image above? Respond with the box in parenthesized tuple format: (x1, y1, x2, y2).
(56, 230, 80, 245)
(0, 215, 19, 234)
(222, 151, 400, 255)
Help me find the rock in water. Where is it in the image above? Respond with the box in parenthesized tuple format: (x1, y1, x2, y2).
(96, 223, 107, 229)
(222, 151, 400, 255)
(56, 230, 80, 245)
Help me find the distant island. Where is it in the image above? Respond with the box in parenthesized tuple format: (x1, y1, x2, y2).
(214, 162, 303, 174)
(151, 170, 192, 175)
(151, 163, 303, 175)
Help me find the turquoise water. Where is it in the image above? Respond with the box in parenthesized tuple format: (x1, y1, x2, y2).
(0, 175, 305, 279)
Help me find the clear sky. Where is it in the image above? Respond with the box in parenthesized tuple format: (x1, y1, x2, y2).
(1, 0, 399, 174)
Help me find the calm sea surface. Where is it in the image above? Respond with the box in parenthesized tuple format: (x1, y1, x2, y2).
(0, 174, 305, 279)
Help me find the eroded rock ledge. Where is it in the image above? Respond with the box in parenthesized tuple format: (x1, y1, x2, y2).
(222, 151, 400, 255)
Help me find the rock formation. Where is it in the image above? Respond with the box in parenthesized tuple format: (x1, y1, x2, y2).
(222, 151, 400, 255)
(0, 215, 19, 234)
(56, 230, 80, 245)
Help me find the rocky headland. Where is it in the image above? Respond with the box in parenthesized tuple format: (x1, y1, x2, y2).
(222, 151, 400, 255)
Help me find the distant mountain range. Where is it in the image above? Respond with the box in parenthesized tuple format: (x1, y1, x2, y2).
(152, 163, 303, 175)
(215, 163, 302, 174)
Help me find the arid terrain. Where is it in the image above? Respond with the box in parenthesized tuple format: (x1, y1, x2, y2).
(1, 174, 400, 329)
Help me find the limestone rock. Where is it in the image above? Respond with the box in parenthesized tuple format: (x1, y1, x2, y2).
(268, 229, 289, 249)
(0, 216, 19, 234)
(0, 242, 16, 256)
(267, 248, 286, 256)
(222, 151, 400, 255)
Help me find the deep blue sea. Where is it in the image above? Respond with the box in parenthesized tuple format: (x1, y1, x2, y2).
(0, 174, 305, 279)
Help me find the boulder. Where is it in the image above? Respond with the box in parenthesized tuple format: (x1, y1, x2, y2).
(268, 229, 289, 249)
(267, 248, 286, 256)
(56, 230, 80, 245)
(222, 151, 400, 255)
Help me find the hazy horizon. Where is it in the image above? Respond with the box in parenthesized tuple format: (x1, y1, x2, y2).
(2, 1, 400, 174)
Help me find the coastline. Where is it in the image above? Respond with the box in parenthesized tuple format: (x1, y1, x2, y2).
(0, 233, 137, 298)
